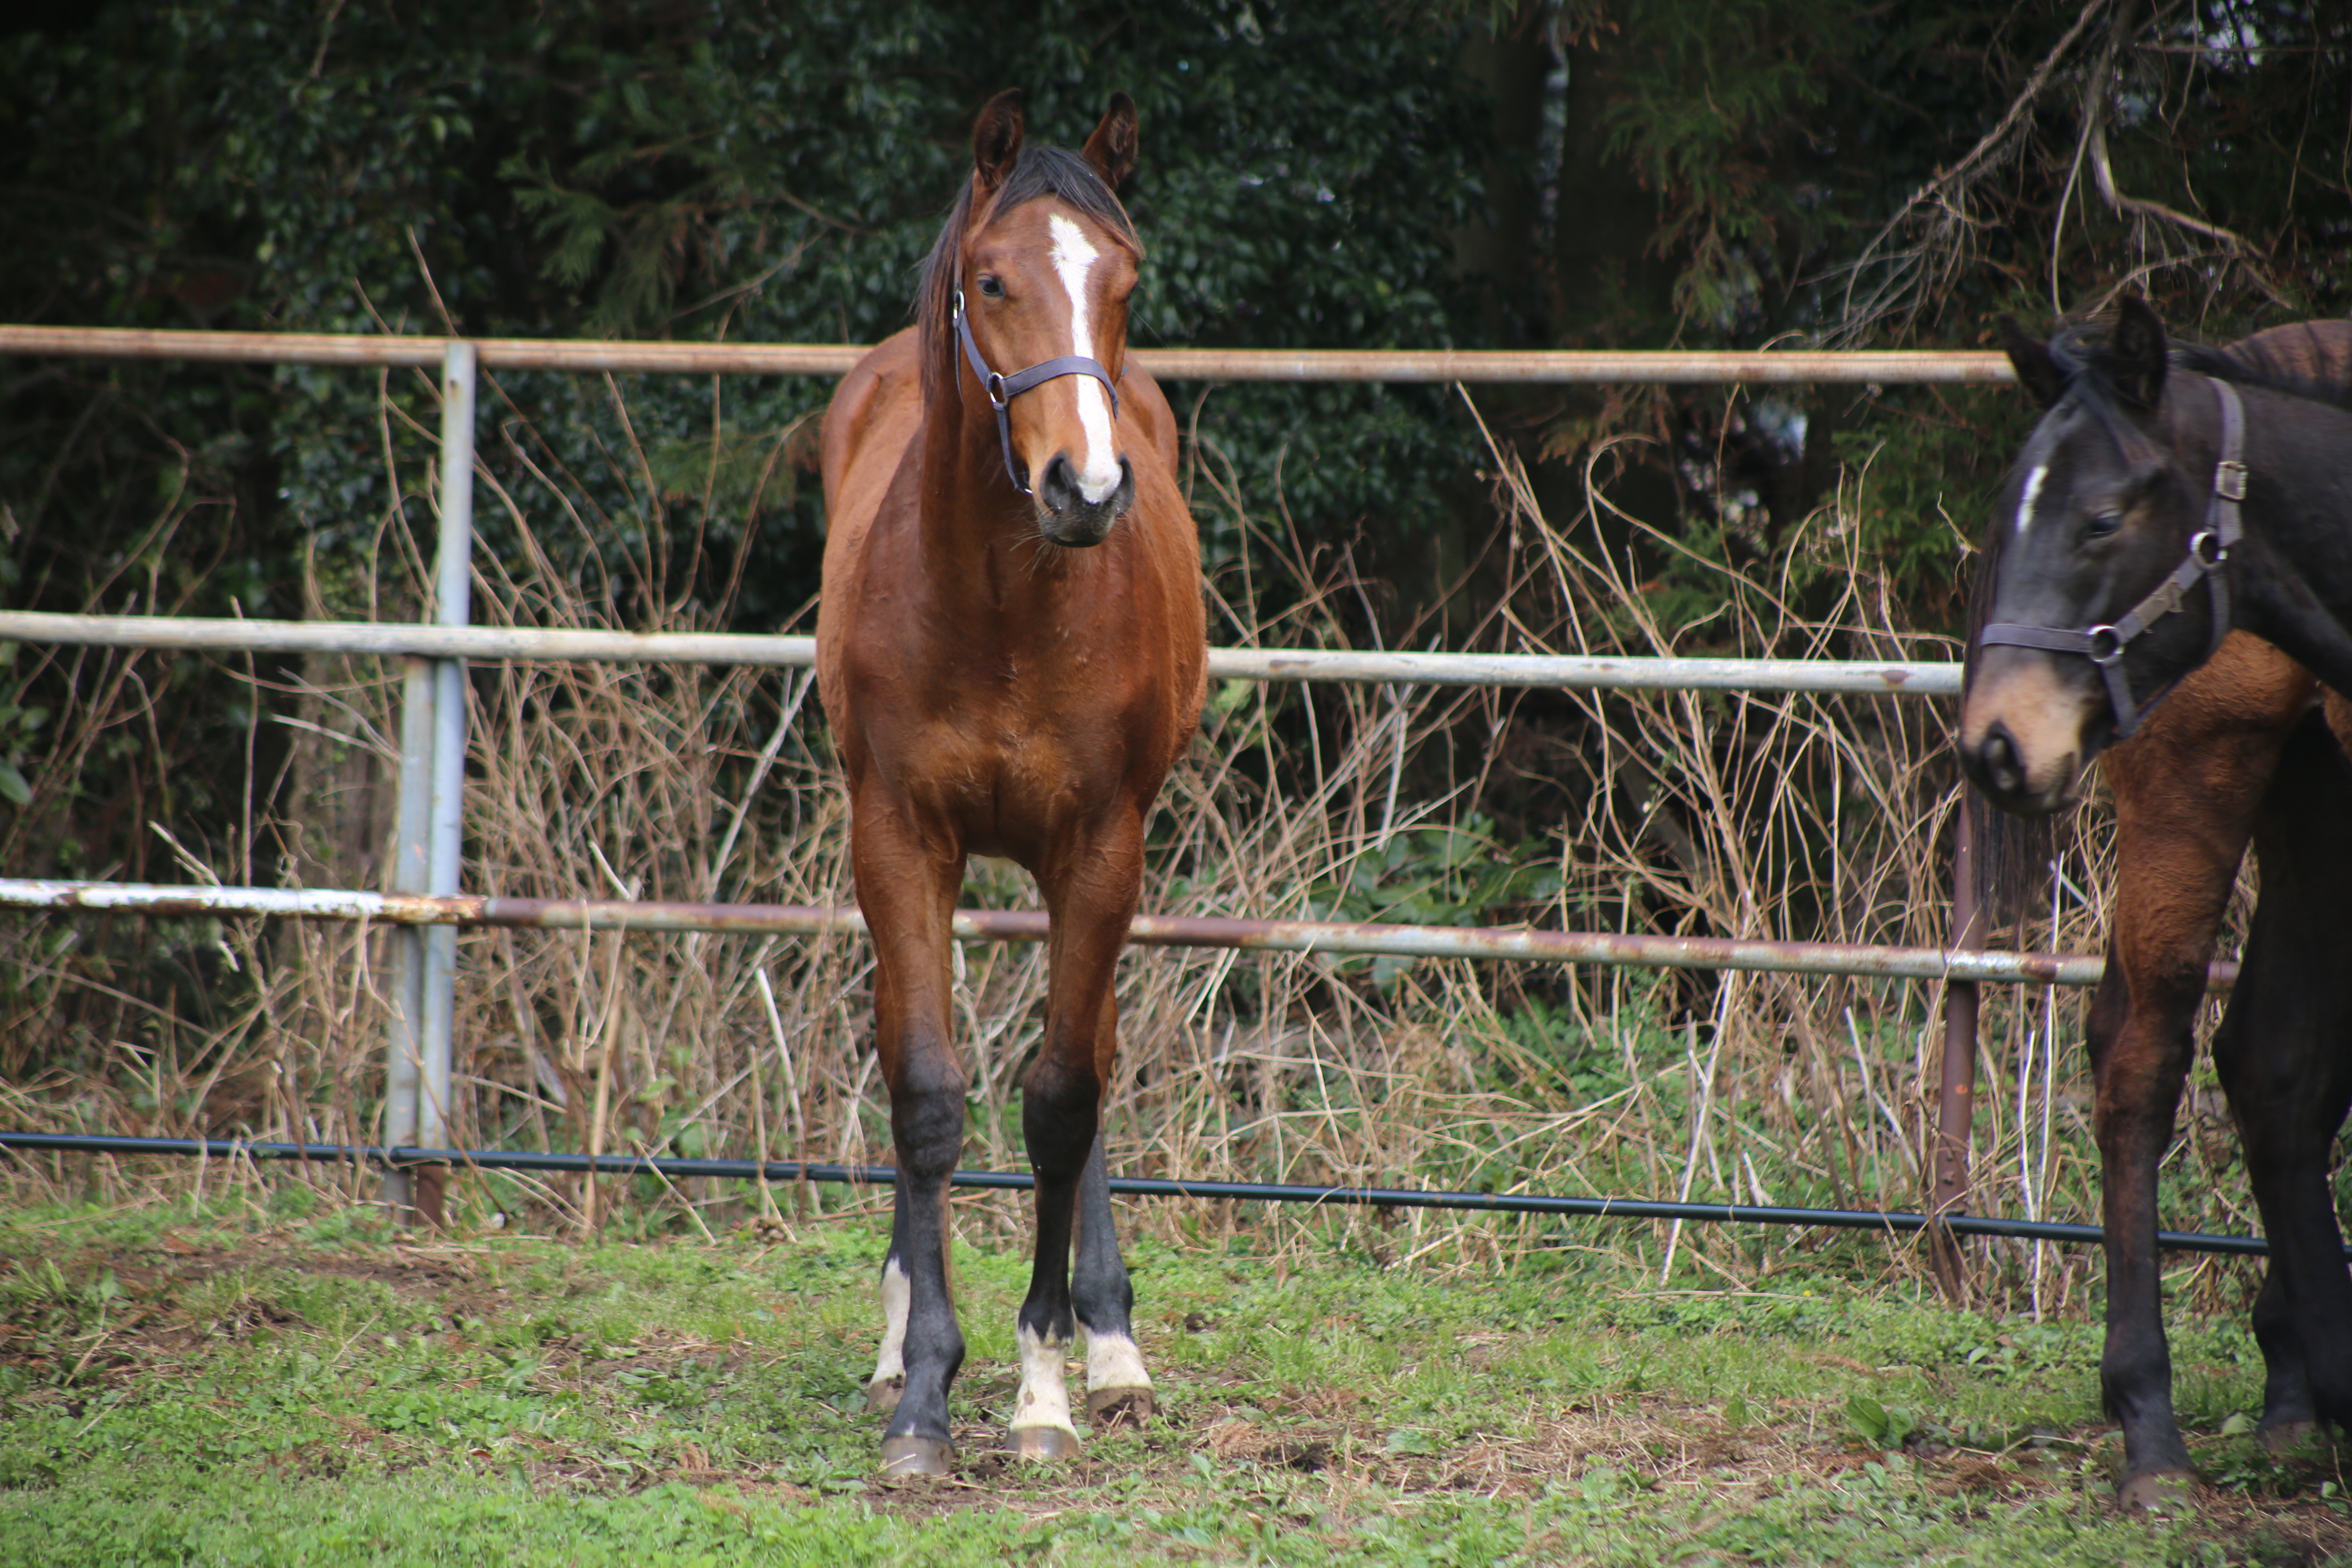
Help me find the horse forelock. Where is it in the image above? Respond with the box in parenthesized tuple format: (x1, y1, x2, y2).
(915, 143, 1141, 407)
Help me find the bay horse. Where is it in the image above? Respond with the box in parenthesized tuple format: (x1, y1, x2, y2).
(1961, 313, 2352, 1508)
(815, 90, 1206, 1476)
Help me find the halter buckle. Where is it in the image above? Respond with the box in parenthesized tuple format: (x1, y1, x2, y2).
(2214, 459, 2247, 503)
(2084, 625, 2125, 666)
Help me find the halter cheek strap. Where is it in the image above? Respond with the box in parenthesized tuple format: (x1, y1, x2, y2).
(1977, 376, 2247, 740)
(952, 287, 1122, 497)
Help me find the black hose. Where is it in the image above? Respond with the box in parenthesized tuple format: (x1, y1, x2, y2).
(0, 1129, 2284, 1258)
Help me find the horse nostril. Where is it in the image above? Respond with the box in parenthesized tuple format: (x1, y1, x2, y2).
(1038, 452, 1079, 513)
(1981, 724, 2024, 795)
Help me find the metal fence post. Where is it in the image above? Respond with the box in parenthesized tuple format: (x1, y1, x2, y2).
(382, 659, 434, 1220)
(415, 341, 476, 1223)
(1931, 803, 1983, 1299)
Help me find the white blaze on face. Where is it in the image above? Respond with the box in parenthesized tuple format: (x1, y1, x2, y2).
(1048, 212, 1123, 506)
(870, 1254, 910, 1388)
(2015, 463, 2050, 538)
(1010, 1321, 1079, 1438)
(1083, 1327, 1152, 1396)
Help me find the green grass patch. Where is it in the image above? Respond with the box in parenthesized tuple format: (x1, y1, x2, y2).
(0, 1196, 2343, 1566)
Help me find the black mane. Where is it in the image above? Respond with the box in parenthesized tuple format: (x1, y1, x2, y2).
(2175, 320, 2352, 414)
(914, 144, 1141, 403)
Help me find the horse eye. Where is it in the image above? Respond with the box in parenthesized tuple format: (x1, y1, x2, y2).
(2084, 510, 2123, 540)
(978, 276, 1005, 299)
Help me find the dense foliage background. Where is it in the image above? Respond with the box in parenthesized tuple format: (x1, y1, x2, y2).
(0, 0, 2346, 881)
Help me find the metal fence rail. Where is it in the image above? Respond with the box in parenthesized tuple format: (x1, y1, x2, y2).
(0, 1132, 2285, 1259)
(0, 324, 2014, 384)
(0, 610, 1962, 695)
(0, 877, 2224, 990)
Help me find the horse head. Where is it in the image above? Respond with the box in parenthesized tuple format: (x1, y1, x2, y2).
(942, 90, 1143, 547)
(1959, 295, 2234, 815)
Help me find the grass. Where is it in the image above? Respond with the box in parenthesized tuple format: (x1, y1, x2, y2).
(0, 1189, 2347, 1566)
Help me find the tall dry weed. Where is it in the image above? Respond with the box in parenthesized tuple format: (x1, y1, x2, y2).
(0, 372, 2267, 1319)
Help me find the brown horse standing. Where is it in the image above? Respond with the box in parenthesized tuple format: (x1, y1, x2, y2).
(1962, 317, 2352, 1508)
(816, 91, 1205, 1476)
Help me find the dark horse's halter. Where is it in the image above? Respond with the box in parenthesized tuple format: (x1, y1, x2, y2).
(952, 286, 1121, 497)
(1977, 377, 2248, 739)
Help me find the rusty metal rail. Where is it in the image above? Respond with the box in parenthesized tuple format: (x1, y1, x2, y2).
(0, 323, 2013, 384)
(0, 878, 2236, 991)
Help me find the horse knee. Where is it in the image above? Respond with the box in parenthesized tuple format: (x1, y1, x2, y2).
(891, 1056, 968, 1178)
(1022, 1057, 1101, 1176)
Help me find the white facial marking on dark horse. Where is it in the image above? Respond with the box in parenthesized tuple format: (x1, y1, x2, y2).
(1048, 213, 1122, 505)
(2015, 462, 2049, 538)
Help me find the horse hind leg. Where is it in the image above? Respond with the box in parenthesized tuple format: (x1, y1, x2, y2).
(2222, 713, 2352, 1451)
(1073, 1129, 1154, 1427)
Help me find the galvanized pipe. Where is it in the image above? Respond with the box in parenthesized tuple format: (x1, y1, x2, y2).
(383, 658, 435, 1216)
(0, 323, 2015, 384)
(416, 341, 477, 1174)
(0, 611, 1964, 696)
(0, 1131, 2289, 1258)
(0, 878, 2238, 990)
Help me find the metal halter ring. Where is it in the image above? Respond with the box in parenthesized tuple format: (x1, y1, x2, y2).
(2084, 626, 2125, 666)
(2189, 528, 2226, 568)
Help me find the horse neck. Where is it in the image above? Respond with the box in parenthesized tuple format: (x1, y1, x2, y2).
(2196, 377, 2352, 693)
(915, 376, 1102, 610)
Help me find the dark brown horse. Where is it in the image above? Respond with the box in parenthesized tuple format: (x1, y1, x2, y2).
(816, 91, 1206, 1476)
(1962, 315, 2352, 1508)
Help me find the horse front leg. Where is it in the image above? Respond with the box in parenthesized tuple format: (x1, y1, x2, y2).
(850, 806, 969, 1477)
(1007, 817, 1146, 1460)
(2090, 949, 2205, 1508)
(1074, 1111, 1154, 1425)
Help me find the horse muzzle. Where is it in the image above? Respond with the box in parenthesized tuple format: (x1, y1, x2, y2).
(1035, 453, 1134, 547)
(1958, 650, 2102, 817)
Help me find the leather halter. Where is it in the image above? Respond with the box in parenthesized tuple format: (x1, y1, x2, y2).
(951, 286, 1121, 497)
(1977, 376, 2248, 740)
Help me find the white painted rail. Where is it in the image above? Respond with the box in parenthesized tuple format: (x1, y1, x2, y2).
(0, 612, 1962, 697)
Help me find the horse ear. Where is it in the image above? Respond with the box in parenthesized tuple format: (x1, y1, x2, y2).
(972, 90, 1025, 197)
(1998, 315, 2067, 409)
(2109, 290, 2169, 411)
(1082, 92, 1139, 192)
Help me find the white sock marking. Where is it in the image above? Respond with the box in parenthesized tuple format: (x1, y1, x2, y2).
(1083, 1327, 1152, 1395)
(1048, 213, 1123, 506)
(1011, 1321, 1080, 1437)
(870, 1255, 909, 1388)
(2015, 463, 2049, 538)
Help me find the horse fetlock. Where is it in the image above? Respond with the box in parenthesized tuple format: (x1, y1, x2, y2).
(865, 1374, 905, 1414)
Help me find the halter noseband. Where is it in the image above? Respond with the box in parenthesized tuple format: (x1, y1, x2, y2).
(1977, 376, 2248, 740)
(952, 286, 1121, 497)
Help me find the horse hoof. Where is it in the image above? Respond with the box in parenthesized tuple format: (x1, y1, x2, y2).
(866, 1376, 904, 1415)
(1089, 1385, 1155, 1428)
(1008, 1424, 1081, 1462)
(2116, 1470, 2198, 1513)
(2260, 1419, 2318, 1454)
(878, 1434, 954, 1477)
